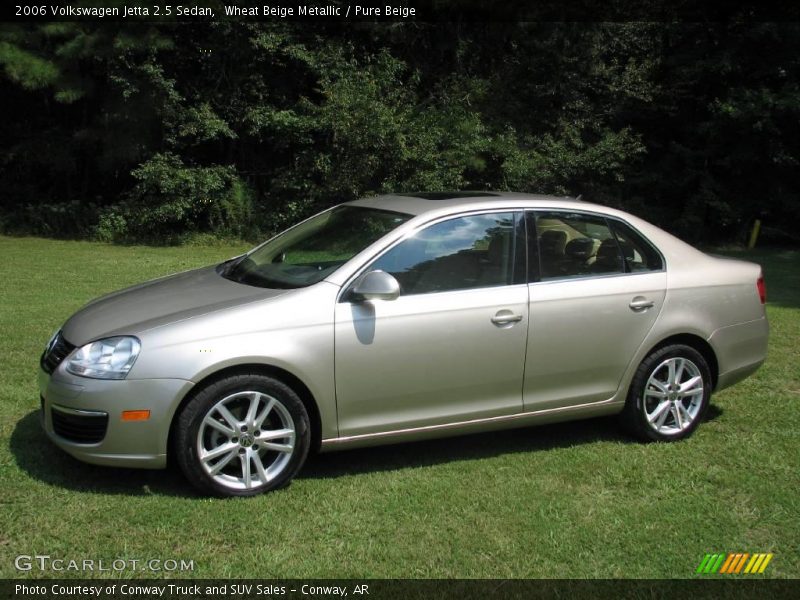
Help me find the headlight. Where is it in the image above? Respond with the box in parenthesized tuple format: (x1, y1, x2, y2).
(66, 336, 141, 380)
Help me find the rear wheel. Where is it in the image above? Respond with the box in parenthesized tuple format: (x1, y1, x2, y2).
(175, 374, 310, 496)
(622, 344, 712, 442)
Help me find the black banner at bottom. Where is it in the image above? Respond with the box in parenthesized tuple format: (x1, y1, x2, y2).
(3, 579, 799, 600)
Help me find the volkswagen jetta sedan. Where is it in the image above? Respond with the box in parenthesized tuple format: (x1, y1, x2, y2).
(39, 192, 768, 496)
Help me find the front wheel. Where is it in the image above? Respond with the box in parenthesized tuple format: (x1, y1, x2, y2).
(175, 374, 311, 497)
(622, 344, 712, 442)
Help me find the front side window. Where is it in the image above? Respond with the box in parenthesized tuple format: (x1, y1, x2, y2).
(224, 206, 412, 289)
(535, 211, 624, 280)
(368, 212, 525, 295)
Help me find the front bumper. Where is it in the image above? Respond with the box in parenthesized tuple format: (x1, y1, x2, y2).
(39, 368, 194, 469)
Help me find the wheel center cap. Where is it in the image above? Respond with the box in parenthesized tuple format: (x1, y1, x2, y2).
(239, 433, 254, 447)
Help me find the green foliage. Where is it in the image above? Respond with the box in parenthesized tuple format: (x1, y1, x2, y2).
(0, 200, 98, 239)
(289, 50, 497, 199)
(96, 153, 255, 244)
(500, 126, 645, 194)
(0, 40, 59, 89)
(175, 102, 237, 144)
(0, 22, 798, 244)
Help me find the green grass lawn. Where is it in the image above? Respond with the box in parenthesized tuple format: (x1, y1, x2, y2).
(0, 236, 797, 579)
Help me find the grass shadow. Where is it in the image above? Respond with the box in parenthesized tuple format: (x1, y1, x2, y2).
(705, 403, 723, 422)
(301, 404, 724, 480)
(300, 415, 635, 481)
(10, 411, 198, 498)
(12, 405, 724, 494)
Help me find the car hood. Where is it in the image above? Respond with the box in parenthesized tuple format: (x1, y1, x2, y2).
(61, 265, 289, 345)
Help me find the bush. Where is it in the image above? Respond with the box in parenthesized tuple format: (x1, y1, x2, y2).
(94, 153, 256, 244)
(0, 200, 99, 239)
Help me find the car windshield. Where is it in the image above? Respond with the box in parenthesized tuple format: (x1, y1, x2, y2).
(222, 206, 412, 289)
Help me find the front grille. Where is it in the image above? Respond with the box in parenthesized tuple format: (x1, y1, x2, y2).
(41, 332, 76, 374)
(51, 407, 108, 444)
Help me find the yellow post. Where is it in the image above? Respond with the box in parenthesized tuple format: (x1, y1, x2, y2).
(748, 219, 761, 249)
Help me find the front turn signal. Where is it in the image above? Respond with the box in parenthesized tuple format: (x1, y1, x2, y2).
(121, 410, 151, 421)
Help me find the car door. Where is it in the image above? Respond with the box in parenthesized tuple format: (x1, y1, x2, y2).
(523, 210, 667, 411)
(334, 211, 529, 437)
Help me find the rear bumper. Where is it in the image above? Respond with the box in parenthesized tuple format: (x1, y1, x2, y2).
(39, 368, 193, 469)
(710, 316, 768, 391)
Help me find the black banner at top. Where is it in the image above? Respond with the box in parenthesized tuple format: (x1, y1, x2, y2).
(3, 0, 800, 23)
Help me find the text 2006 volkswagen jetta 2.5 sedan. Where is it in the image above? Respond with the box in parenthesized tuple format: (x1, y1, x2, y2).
(39, 192, 768, 496)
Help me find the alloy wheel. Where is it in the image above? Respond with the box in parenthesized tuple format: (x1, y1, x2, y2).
(642, 357, 706, 436)
(196, 391, 296, 490)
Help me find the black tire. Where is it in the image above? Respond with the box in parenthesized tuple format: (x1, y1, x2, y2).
(621, 344, 712, 442)
(175, 373, 311, 497)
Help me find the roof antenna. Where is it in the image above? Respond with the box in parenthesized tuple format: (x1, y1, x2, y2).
(575, 194, 583, 201)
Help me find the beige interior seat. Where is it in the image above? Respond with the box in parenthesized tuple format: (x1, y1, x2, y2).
(563, 237, 600, 271)
(539, 229, 568, 277)
(592, 238, 624, 273)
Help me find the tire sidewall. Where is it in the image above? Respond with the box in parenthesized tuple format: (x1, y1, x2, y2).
(176, 374, 311, 497)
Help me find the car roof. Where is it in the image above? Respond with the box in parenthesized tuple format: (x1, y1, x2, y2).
(345, 191, 590, 217)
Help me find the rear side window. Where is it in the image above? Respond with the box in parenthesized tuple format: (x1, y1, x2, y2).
(534, 212, 624, 280)
(609, 220, 664, 272)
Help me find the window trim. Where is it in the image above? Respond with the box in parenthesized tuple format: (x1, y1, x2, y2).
(526, 209, 666, 284)
(338, 208, 526, 303)
(525, 211, 541, 283)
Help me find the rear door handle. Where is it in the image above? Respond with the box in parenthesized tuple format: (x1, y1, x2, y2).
(491, 311, 523, 326)
(629, 297, 655, 311)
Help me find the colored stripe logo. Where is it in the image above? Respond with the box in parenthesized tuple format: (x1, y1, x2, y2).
(696, 553, 773, 574)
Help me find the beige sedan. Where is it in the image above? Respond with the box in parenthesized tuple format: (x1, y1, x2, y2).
(39, 192, 768, 496)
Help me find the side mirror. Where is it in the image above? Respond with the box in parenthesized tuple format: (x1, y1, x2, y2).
(351, 270, 400, 302)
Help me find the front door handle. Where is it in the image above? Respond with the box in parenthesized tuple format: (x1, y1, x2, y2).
(629, 297, 655, 312)
(491, 311, 523, 326)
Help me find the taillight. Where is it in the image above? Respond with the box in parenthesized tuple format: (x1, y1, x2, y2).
(757, 274, 766, 304)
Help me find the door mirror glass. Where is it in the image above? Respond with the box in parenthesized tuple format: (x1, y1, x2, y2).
(351, 270, 401, 301)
